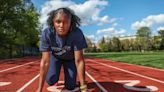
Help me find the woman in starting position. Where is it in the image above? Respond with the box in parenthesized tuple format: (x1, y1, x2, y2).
(37, 7, 88, 92)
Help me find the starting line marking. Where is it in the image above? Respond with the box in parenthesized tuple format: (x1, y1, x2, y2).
(86, 71, 108, 92)
(115, 80, 158, 91)
(47, 81, 80, 92)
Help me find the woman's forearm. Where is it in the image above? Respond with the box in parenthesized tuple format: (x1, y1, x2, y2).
(38, 59, 50, 91)
(76, 59, 86, 86)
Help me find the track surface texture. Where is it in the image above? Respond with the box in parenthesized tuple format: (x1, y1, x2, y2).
(0, 57, 164, 92)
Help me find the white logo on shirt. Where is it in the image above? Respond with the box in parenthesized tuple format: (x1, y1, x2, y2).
(51, 46, 71, 55)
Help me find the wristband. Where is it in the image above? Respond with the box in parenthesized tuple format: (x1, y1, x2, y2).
(80, 84, 87, 92)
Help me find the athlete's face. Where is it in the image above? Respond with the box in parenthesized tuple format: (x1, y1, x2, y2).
(53, 12, 71, 37)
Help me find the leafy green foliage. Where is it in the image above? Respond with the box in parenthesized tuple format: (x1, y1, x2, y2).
(0, 0, 39, 58)
(158, 30, 164, 50)
(85, 26, 164, 52)
(136, 27, 152, 51)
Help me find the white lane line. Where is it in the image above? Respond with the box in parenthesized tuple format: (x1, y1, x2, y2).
(85, 71, 108, 92)
(0, 82, 12, 86)
(16, 74, 39, 92)
(86, 58, 164, 72)
(87, 59, 164, 72)
(88, 59, 164, 84)
(0, 62, 35, 73)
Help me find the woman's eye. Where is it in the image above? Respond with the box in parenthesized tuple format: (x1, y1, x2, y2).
(56, 20, 61, 24)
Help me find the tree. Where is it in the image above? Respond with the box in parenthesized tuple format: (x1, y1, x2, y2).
(0, 0, 39, 58)
(84, 37, 95, 52)
(112, 37, 121, 52)
(100, 36, 105, 44)
(136, 27, 152, 52)
(99, 43, 108, 52)
(105, 37, 113, 52)
(98, 36, 109, 52)
(158, 30, 164, 50)
(151, 36, 160, 50)
(121, 39, 130, 51)
(85, 37, 93, 48)
(0, 0, 25, 58)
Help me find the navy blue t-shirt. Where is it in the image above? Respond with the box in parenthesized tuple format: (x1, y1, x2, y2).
(39, 27, 88, 60)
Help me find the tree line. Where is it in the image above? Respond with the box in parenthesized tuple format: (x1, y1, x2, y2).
(85, 27, 164, 52)
(1, 0, 163, 59)
(0, 0, 39, 59)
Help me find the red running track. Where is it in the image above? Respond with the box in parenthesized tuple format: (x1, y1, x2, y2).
(0, 57, 164, 92)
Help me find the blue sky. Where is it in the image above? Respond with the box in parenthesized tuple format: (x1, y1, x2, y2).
(31, 0, 164, 43)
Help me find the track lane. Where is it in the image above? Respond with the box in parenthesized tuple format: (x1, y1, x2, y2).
(86, 58, 164, 92)
(87, 58, 164, 82)
(0, 57, 39, 71)
(1, 57, 164, 92)
(0, 60, 39, 92)
(24, 66, 103, 92)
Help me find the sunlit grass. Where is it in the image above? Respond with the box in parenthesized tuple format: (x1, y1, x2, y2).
(84, 51, 164, 69)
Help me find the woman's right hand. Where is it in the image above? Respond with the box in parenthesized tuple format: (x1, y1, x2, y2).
(80, 84, 88, 92)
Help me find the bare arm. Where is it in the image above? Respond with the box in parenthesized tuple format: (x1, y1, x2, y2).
(37, 52, 50, 92)
(74, 50, 86, 86)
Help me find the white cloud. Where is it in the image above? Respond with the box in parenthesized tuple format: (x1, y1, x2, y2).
(95, 27, 126, 43)
(97, 27, 114, 34)
(40, 0, 113, 28)
(112, 23, 118, 27)
(86, 35, 95, 39)
(86, 35, 99, 43)
(120, 34, 125, 37)
(115, 29, 126, 34)
(131, 14, 164, 30)
(157, 26, 164, 31)
(96, 27, 126, 37)
(110, 18, 117, 23)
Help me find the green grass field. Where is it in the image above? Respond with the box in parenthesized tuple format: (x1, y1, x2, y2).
(84, 51, 164, 69)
